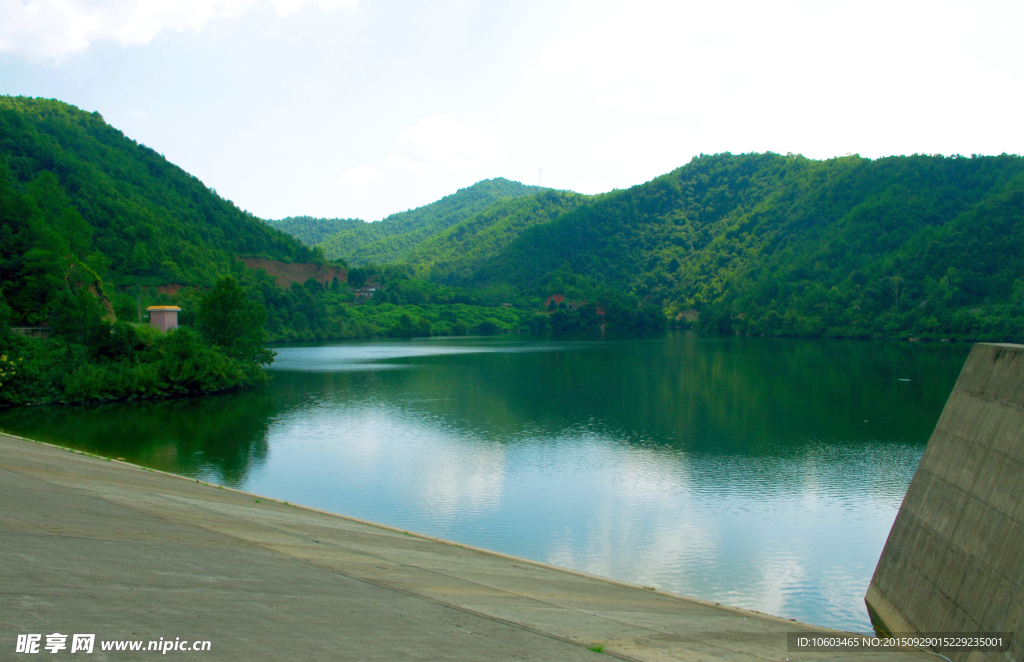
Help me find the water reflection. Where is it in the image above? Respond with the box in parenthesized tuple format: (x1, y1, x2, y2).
(0, 333, 969, 632)
(0, 390, 276, 485)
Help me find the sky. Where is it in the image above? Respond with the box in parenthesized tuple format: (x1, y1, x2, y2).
(1, 0, 1022, 221)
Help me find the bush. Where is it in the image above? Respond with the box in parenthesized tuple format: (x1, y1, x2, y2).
(0, 321, 268, 406)
(198, 276, 274, 366)
(475, 318, 502, 335)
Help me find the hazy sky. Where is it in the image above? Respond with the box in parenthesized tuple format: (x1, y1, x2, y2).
(1, 0, 1021, 221)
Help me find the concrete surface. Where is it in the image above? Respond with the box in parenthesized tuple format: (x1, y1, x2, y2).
(866, 343, 1024, 662)
(1, 432, 933, 661)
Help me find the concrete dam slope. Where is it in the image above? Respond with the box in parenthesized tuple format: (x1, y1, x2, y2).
(866, 343, 1024, 662)
(0, 433, 932, 661)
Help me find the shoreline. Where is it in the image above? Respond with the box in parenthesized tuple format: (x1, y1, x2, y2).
(1, 430, 932, 660)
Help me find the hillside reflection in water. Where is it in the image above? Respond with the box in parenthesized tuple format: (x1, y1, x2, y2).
(0, 332, 969, 632)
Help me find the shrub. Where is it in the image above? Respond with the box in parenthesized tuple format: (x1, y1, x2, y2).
(475, 318, 502, 335)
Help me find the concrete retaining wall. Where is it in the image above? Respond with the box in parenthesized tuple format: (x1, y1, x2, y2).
(866, 343, 1023, 662)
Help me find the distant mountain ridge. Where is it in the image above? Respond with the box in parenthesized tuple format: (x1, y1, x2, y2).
(275, 150, 1021, 340)
(470, 152, 1022, 339)
(266, 216, 363, 247)
(316, 177, 547, 265)
(402, 189, 591, 283)
(2, 94, 1017, 342)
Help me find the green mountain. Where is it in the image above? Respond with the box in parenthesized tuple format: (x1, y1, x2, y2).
(472, 152, 1022, 340)
(0, 97, 315, 295)
(317, 177, 546, 265)
(1, 96, 1017, 345)
(403, 189, 591, 283)
(266, 216, 363, 247)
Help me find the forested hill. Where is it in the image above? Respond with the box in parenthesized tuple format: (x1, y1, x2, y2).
(0, 96, 315, 296)
(472, 152, 1022, 340)
(2, 94, 1018, 344)
(266, 216, 363, 247)
(317, 177, 546, 265)
(402, 189, 591, 282)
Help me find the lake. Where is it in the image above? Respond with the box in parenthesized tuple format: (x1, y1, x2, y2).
(0, 332, 970, 632)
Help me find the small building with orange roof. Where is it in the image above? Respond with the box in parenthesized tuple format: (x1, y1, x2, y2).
(146, 306, 181, 333)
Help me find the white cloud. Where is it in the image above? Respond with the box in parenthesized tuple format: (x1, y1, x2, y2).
(383, 152, 434, 174)
(8, 0, 1017, 221)
(0, 0, 357, 62)
(495, 0, 1024, 195)
(266, 0, 355, 15)
(390, 113, 504, 177)
(336, 164, 380, 186)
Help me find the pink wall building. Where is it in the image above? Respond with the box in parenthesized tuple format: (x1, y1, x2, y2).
(146, 306, 181, 333)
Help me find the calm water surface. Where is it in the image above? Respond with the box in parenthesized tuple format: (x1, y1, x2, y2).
(0, 332, 970, 632)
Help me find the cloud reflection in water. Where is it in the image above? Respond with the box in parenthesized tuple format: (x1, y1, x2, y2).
(0, 334, 966, 633)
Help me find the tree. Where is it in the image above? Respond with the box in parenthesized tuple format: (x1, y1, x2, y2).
(49, 287, 106, 344)
(549, 309, 573, 332)
(26, 172, 94, 262)
(198, 277, 274, 365)
(892, 275, 904, 310)
(392, 313, 413, 337)
(476, 318, 501, 335)
(0, 292, 12, 334)
(347, 268, 368, 288)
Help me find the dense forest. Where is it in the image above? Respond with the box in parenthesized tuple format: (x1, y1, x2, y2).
(401, 190, 591, 282)
(315, 178, 546, 265)
(152, 262, 663, 345)
(467, 153, 1022, 341)
(0, 97, 315, 295)
(0, 97, 332, 406)
(0, 99, 569, 404)
(266, 216, 362, 247)
(0, 276, 271, 406)
(0, 96, 1020, 406)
